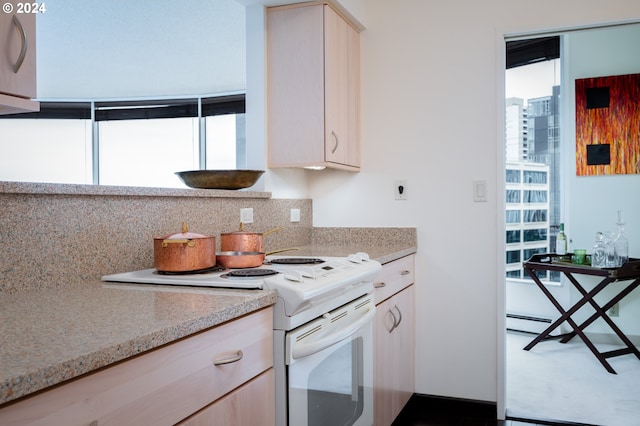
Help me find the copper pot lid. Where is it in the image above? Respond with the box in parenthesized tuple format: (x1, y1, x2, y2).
(158, 222, 212, 240)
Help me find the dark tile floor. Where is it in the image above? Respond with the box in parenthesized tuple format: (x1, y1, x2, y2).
(391, 394, 505, 426)
(390, 395, 588, 426)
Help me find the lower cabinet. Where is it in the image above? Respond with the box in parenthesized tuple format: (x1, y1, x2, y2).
(0, 307, 274, 426)
(177, 368, 274, 426)
(373, 255, 415, 426)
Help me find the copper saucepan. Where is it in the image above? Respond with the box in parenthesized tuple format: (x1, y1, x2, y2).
(220, 224, 283, 253)
(154, 222, 216, 272)
(216, 247, 299, 269)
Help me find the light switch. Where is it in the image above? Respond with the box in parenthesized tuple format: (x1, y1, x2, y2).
(473, 180, 487, 202)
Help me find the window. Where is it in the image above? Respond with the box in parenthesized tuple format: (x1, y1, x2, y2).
(506, 210, 521, 224)
(523, 228, 547, 243)
(506, 230, 521, 244)
(523, 170, 547, 184)
(0, 95, 245, 188)
(505, 35, 561, 282)
(506, 250, 521, 264)
(506, 190, 520, 203)
(523, 190, 547, 203)
(523, 209, 547, 223)
(506, 169, 521, 183)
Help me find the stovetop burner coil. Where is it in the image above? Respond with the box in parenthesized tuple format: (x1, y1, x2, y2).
(223, 269, 280, 278)
(156, 265, 227, 275)
(269, 258, 325, 265)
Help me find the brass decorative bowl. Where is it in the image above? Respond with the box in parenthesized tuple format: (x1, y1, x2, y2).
(175, 170, 264, 190)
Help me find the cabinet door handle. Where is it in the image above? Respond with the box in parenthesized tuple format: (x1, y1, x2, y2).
(213, 350, 243, 365)
(387, 308, 399, 333)
(330, 130, 339, 154)
(400, 270, 411, 276)
(393, 305, 403, 328)
(374, 281, 386, 288)
(11, 15, 28, 74)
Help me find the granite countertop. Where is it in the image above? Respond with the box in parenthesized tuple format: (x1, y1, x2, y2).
(0, 282, 277, 406)
(0, 244, 416, 406)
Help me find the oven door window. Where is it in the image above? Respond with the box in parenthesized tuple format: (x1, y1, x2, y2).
(288, 325, 373, 426)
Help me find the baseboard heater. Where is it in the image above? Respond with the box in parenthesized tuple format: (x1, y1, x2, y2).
(506, 313, 562, 336)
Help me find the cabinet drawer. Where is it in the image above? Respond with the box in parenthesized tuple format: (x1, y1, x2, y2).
(374, 255, 415, 304)
(0, 307, 273, 426)
(177, 368, 275, 426)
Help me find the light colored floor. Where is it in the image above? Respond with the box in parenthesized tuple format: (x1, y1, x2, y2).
(506, 331, 640, 426)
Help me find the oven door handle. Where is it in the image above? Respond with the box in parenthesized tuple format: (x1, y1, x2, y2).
(291, 306, 376, 360)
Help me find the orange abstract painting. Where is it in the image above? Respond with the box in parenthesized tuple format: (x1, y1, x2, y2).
(575, 73, 640, 175)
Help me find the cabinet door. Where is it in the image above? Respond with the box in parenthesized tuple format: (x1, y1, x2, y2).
(374, 285, 415, 426)
(0, 12, 38, 114)
(267, 4, 325, 168)
(324, 5, 360, 168)
(267, 3, 360, 171)
(0, 12, 36, 98)
(177, 368, 275, 426)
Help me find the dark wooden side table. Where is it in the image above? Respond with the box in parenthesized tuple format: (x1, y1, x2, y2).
(522, 253, 640, 374)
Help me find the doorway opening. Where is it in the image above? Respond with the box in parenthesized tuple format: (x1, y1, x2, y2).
(503, 24, 640, 425)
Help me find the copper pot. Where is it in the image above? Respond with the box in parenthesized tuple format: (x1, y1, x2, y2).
(220, 225, 283, 253)
(154, 223, 216, 272)
(216, 251, 265, 269)
(216, 247, 299, 269)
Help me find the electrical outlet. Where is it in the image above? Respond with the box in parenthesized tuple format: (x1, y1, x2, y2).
(290, 208, 301, 222)
(240, 208, 254, 224)
(609, 303, 619, 317)
(395, 180, 407, 200)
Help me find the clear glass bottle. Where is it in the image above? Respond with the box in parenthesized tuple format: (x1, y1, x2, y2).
(603, 231, 618, 267)
(614, 210, 629, 266)
(555, 223, 567, 255)
(591, 232, 606, 268)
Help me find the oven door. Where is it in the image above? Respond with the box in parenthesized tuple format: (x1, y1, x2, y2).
(286, 295, 375, 426)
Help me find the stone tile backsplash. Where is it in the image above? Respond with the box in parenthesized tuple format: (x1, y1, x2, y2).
(0, 183, 311, 293)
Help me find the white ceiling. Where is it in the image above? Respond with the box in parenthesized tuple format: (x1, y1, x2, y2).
(36, 0, 246, 99)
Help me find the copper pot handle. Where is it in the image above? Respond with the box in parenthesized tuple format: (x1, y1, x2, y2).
(263, 227, 284, 236)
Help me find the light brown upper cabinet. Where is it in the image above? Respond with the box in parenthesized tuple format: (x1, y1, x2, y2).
(267, 2, 361, 171)
(0, 11, 39, 115)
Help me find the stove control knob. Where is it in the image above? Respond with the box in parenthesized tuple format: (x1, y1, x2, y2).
(284, 271, 304, 283)
(297, 267, 317, 279)
(348, 252, 370, 263)
(356, 252, 370, 261)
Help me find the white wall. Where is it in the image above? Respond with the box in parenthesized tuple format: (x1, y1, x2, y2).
(261, 0, 640, 407)
(564, 24, 640, 334)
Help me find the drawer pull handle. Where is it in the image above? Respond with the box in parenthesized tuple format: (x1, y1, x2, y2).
(374, 282, 386, 288)
(400, 270, 411, 276)
(213, 350, 243, 366)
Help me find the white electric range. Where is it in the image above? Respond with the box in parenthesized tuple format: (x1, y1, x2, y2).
(102, 253, 382, 425)
(101, 253, 381, 330)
